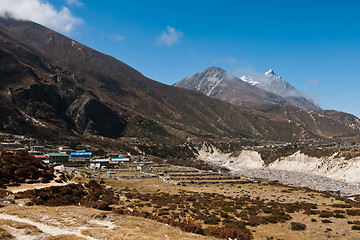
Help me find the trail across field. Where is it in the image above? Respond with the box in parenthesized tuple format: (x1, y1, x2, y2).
(0, 213, 96, 240)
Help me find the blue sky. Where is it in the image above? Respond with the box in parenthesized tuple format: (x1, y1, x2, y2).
(2, 0, 360, 116)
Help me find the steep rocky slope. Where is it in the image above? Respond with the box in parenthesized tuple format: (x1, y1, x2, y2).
(253, 104, 360, 140)
(0, 17, 305, 144)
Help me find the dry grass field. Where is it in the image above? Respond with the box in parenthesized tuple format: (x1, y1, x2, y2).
(1, 164, 360, 239)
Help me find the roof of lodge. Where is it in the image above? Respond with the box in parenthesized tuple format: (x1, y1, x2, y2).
(70, 152, 92, 156)
(34, 155, 50, 158)
(112, 158, 130, 161)
(90, 159, 109, 163)
(46, 153, 69, 157)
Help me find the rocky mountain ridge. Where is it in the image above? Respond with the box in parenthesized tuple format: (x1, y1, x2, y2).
(176, 66, 320, 110)
(174, 66, 289, 107)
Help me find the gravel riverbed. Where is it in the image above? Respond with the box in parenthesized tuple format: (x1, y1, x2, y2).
(230, 167, 360, 196)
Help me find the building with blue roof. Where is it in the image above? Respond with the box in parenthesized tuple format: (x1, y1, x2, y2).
(70, 152, 92, 161)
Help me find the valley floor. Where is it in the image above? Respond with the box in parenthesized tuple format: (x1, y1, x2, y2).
(198, 149, 360, 196)
(230, 167, 360, 196)
(1, 164, 360, 240)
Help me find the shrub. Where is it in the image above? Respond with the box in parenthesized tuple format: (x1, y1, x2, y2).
(204, 226, 252, 240)
(178, 223, 204, 234)
(321, 220, 332, 223)
(247, 216, 268, 226)
(222, 218, 232, 224)
(347, 209, 360, 216)
(265, 211, 291, 223)
(290, 222, 306, 231)
(311, 219, 317, 222)
(332, 204, 352, 208)
(186, 197, 196, 202)
(352, 225, 360, 230)
(319, 211, 334, 218)
(222, 206, 233, 212)
(334, 213, 346, 218)
(204, 216, 221, 225)
(220, 212, 228, 218)
(14, 181, 117, 211)
(0, 151, 56, 187)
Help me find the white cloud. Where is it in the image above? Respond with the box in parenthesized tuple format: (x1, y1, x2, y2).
(0, 0, 82, 33)
(308, 78, 318, 86)
(65, 0, 83, 7)
(156, 26, 183, 46)
(110, 34, 125, 42)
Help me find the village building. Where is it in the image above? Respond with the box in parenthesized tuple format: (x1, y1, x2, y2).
(89, 159, 109, 169)
(70, 152, 92, 161)
(58, 146, 73, 155)
(46, 153, 70, 164)
(76, 145, 92, 151)
(1, 142, 23, 150)
(109, 157, 130, 168)
(34, 154, 50, 163)
(112, 157, 130, 163)
(29, 146, 45, 155)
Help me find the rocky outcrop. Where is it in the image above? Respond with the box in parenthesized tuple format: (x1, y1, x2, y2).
(67, 95, 127, 138)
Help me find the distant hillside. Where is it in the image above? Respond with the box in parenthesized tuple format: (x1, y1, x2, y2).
(253, 104, 360, 139)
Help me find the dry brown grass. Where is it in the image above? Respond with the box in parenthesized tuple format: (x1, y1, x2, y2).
(0, 226, 14, 240)
(101, 177, 342, 206)
(0, 219, 42, 234)
(249, 211, 359, 240)
(2, 165, 360, 240)
(0, 205, 216, 240)
(45, 234, 86, 240)
(81, 216, 217, 240)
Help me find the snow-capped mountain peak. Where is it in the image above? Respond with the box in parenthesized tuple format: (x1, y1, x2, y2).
(265, 69, 275, 75)
(174, 66, 321, 110)
(264, 69, 281, 80)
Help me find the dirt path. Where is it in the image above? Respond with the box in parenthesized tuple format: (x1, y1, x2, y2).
(0, 213, 96, 240)
(7, 181, 74, 193)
